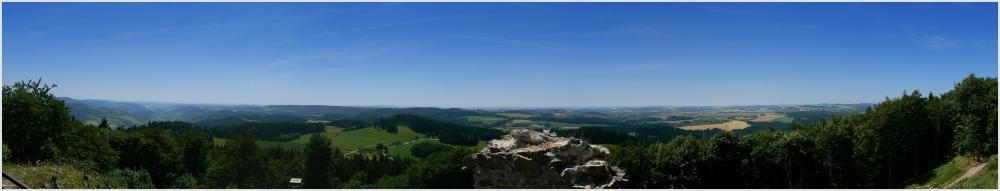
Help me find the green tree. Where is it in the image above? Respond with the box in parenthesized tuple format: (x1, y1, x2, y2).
(181, 132, 212, 178)
(949, 74, 998, 160)
(99, 118, 111, 129)
(303, 134, 335, 188)
(50, 123, 119, 170)
(410, 141, 451, 158)
(118, 128, 183, 188)
(2, 79, 75, 162)
(394, 147, 473, 188)
(169, 174, 199, 188)
(204, 133, 270, 188)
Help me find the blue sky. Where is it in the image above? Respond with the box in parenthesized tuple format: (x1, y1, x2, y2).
(3, 3, 997, 107)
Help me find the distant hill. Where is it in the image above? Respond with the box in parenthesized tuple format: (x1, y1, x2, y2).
(58, 97, 493, 127)
(59, 97, 871, 129)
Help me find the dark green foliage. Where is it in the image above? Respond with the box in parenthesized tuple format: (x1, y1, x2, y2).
(328, 119, 365, 130)
(349, 107, 487, 126)
(93, 168, 155, 188)
(737, 121, 793, 135)
(117, 128, 183, 188)
(194, 113, 306, 127)
(50, 123, 119, 170)
(438, 131, 479, 146)
(2, 79, 75, 162)
(259, 147, 306, 188)
(610, 76, 997, 189)
(632, 124, 711, 141)
(949, 75, 998, 159)
(2, 144, 10, 160)
(376, 145, 474, 188)
(207, 122, 324, 142)
(181, 132, 212, 178)
(409, 141, 451, 158)
(131, 121, 206, 136)
(169, 174, 199, 188)
(374, 118, 399, 133)
(99, 118, 111, 129)
(784, 110, 849, 125)
(336, 153, 410, 187)
(203, 133, 267, 188)
(304, 134, 335, 188)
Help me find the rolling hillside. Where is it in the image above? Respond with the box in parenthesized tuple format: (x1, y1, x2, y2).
(213, 125, 426, 152)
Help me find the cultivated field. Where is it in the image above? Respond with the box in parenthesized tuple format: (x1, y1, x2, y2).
(678, 120, 751, 131)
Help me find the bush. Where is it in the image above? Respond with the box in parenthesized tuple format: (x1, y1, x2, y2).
(409, 142, 451, 158)
(93, 168, 155, 189)
(3, 143, 10, 161)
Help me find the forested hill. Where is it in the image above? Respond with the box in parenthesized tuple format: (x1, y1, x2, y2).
(59, 98, 492, 128)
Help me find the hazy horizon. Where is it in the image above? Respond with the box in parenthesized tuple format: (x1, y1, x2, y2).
(59, 95, 877, 109)
(5, 3, 997, 107)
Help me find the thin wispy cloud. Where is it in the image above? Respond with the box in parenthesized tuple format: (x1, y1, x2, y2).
(350, 18, 439, 32)
(918, 35, 962, 50)
(456, 35, 574, 51)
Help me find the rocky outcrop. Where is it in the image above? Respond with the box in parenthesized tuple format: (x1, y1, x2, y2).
(463, 129, 625, 189)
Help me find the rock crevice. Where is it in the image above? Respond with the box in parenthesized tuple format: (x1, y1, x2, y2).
(463, 129, 625, 189)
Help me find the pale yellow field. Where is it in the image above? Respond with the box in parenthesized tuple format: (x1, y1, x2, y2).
(750, 113, 785, 122)
(678, 120, 751, 131)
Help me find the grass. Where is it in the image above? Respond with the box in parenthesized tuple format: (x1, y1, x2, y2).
(289, 126, 424, 151)
(952, 155, 998, 189)
(3, 162, 88, 188)
(906, 156, 973, 188)
(473, 140, 488, 150)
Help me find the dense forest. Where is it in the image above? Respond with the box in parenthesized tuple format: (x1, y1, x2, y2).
(606, 75, 997, 188)
(1, 75, 996, 188)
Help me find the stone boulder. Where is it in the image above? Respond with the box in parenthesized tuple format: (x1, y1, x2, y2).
(463, 129, 625, 189)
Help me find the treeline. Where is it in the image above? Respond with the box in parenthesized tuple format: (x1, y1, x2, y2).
(372, 114, 503, 146)
(552, 123, 727, 144)
(299, 134, 476, 188)
(206, 122, 324, 142)
(527, 115, 623, 126)
(609, 75, 997, 188)
(783, 110, 850, 125)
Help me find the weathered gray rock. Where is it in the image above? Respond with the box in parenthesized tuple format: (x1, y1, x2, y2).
(463, 129, 625, 189)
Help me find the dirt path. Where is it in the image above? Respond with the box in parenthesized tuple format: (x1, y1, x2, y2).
(945, 161, 988, 188)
